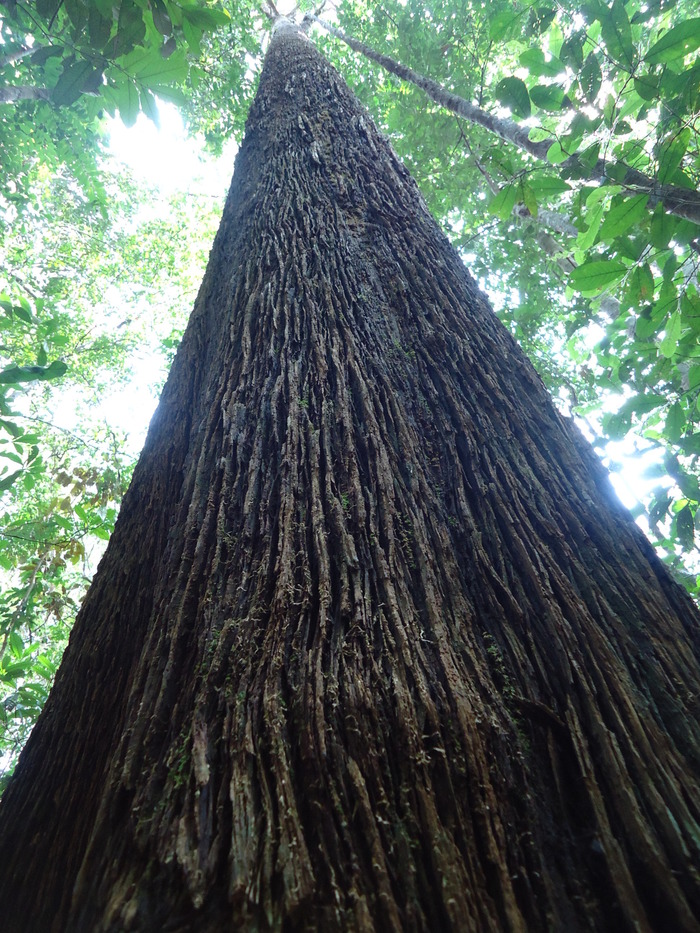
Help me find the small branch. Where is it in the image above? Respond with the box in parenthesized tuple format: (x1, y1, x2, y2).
(0, 47, 33, 68)
(460, 128, 578, 267)
(47, 0, 65, 31)
(0, 552, 49, 664)
(14, 413, 101, 452)
(0, 85, 51, 104)
(306, 15, 700, 226)
(4, 269, 41, 301)
(535, 209, 578, 237)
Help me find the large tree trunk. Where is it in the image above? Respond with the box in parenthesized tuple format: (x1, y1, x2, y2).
(1, 22, 699, 933)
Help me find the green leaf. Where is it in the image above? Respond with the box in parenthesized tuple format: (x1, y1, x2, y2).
(675, 505, 695, 549)
(128, 48, 188, 85)
(631, 262, 655, 304)
(659, 311, 681, 357)
(489, 184, 518, 220)
(519, 48, 565, 77)
(597, 194, 649, 241)
(650, 205, 678, 249)
(112, 0, 147, 57)
(599, 0, 634, 67)
(489, 11, 520, 41)
(160, 36, 177, 59)
(601, 410, 631, 440)
(0, 470, 22, 492)
(546, 141, 569, 164)
(666, 402, 685, 443)
(8, 632, 23, 658)
(620, 392, 666, 417)
(88, 6, 112, 47)
(634, 73, 661, 101)
(146, 85, 187, 106)
(578, 143, 602, 171)
(658, 272, 678, 312)
(560, 32, 585, 70)
(31, 45, 64, 66)
(527, 7, 556, 36)
(1, 660, 33, 680)
(682, 432, 700, 463)
(41, 360, 68, 380)
(603, 93, 616, 127)
(64, 0, 88, 31)
(0, 365, 41, 385)
(140, 87, 160, 126)
(657, 129, 690, 184)
(36, 0, 62, 18)
(529, 85, 569, 112)
(113, 78, 140, 126)
(580, 53, 602, 102)
(13, 306, 32, 324)
(0, 361, 67, 384)
(182, 18, 203, 55)
(52, 60, 95, 106)
(180, 7, 231, 29)
(645, 18, 700, 65)
(570, 259, 627, 294)
(151, 0, 172, 37)
(0, 419, 22, 438)
(576, 201, 606, 250)
(528, 174, 571, 197)
(495, 77, 531, 118)
(521, 182, 538, 217)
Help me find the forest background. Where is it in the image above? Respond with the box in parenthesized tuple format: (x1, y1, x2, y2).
(0, 0, 698, 785)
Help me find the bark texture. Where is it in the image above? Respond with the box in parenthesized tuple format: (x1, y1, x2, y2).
(1, 23, 700, 933)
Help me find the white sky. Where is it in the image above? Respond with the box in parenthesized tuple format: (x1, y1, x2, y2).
(108, 103, 234, 199)
(78, 105, 235, 454)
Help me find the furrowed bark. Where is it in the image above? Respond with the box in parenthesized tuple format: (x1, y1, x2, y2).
(307, 14, 700, 227)
(1, 22, 699, 933)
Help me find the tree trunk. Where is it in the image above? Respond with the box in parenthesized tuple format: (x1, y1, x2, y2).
(1, 22, 699, 933)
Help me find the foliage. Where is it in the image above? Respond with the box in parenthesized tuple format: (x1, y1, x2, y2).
(0, 0, 232, 782)
(0, 0, 230, 121)
(0, 157, 221, 783)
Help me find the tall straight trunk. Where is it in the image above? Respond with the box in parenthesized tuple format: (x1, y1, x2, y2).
(1, 21, 699, 933)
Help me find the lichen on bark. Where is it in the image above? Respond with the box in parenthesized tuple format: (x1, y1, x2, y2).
(0, 24, 699, 933)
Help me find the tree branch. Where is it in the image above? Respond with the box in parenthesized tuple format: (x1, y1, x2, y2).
(0, 85, 51, 104)
(0, 46, 33, 68)
(306, 15, 700, 226)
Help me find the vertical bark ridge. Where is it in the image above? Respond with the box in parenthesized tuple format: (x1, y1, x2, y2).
(0, 23, 699, 933)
